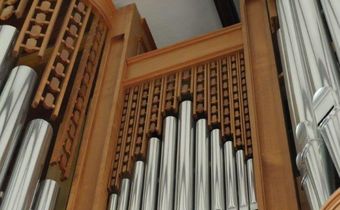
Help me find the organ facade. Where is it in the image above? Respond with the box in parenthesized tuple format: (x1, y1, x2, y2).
(0, 0, 340, 210)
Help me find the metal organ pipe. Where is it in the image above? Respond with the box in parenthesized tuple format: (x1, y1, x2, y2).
(0, 25, 18, 89)
(174, 100, 194, 210)
(321, 0, 340, 62)
(0, 119, 53, 210)
(236, 150, 249, 210)
(277, 0, 334, 207)
(141, 137, 160, 210)
(32, 179, 59, 210)
(128, 161, 144, 210)
(224, 141, 238, 210)
(194, 119, 210, 210)
(158, 116, 177, 210)
(210, 129, 225, 210)
(108, 194, 118, 210)
(0, 66, 37, 190)
(117, 179, 130, 210)
(247, 158, 258, 210)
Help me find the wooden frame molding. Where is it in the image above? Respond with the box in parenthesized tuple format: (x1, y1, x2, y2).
(241, 0, 299, 209)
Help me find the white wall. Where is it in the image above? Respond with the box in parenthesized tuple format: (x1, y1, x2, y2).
(114, 0, 222, 48)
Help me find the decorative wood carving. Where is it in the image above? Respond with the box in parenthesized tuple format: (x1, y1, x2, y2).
(32, 0, 92, 120)
(50, 15, 107, 180)
(13, 0, 63, 56)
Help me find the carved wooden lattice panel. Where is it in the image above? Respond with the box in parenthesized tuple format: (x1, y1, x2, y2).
(32, 0, 92, 120)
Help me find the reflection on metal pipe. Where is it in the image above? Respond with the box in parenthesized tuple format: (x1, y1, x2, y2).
(141, 137, 160, 210)
(194, 119, 209, 210)
(247, 158, 258, 210)
(158, 116, 177, 210)
(301, 174, 319, 210)
(321, 0, 340, 62)
(320, 107, 340, 176)
(117, 179, 130, 210)
(211, 129, 225, 210)
(0, 25, 18, 89)
(0, 119, 53, 210)
(224, 141, 238, 210)
(108, 194, 118, 210)
(174, 100, 194, 210)
(277, 0, 335, 207)
(292, 0, 340, 123)
(32, 179, 59, 210)
(0, 65, 37, 190)
(128, 161, 144, 210)
(236, 150, 249, 210)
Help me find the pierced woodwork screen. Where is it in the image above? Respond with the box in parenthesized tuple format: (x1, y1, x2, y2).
(108, 50, 253, 192)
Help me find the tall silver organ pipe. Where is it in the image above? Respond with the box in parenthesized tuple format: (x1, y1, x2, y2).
(158, 116, 177, 210)
(236, 150, 249, 210)
(292, 0, 340, 123)
(302, 174, 320, 210)
(194, 119, 210, 210)
(224, 141, 238, 210)
(128, 161, 144, 210)
(293, 0, 340, 183)
(277, 0, 334, 207)
(321, 0, 340, 62)
(247, 158, 258, 210)
(0, 119, 53, 210)
(0, 66, 37, 190)
(117, 179, 130, 210)
(108, 194, 118, 210)
(141, 137, 160, 210)
(174, 100, 194, 210)
(32, 179, 59, 210)
(0, 25, 18, 89)
(210, 129, 225, 210)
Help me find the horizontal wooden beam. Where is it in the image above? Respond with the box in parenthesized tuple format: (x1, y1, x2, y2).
(124, 23, 243, 85)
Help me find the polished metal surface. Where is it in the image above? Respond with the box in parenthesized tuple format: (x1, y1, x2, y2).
(320, 107, 340, 176)
(0, 119, 53, 210)
(211, 129, 225, 210)
(224, 141, 238, 210)
(0, 25, 18, 89)
(236, 150, 249, 210)
(174, 100, 194, 210)
(301, 174, 320, 210)
(276, 2, 318, 152)
(277, 0, 335, 207)
(292, 0, 340, 123)
(117, 179, 130, 210)
(158, 116, 177, 210)
(108, 194, 118, 210)
(141, 137, 160, 210)
(32, 179, 59, 210)
(194, 119, 210, 210)
(301, 140, 333, 205)
(247, 159, 258, 210)
(0, 66, 37, 190)
(128, 161, 144, 210)
(321, 0, 340, 62)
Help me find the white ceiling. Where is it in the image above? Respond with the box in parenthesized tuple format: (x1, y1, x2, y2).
(114, 0, 222, 48)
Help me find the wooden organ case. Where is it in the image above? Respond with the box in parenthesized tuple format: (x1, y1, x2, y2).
(1, 0, 340, 209)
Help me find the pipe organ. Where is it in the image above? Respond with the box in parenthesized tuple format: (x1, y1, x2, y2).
(0, 0, 340, 210)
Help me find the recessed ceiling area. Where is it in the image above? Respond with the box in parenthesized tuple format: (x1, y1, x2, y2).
(113, 0, 224, 48)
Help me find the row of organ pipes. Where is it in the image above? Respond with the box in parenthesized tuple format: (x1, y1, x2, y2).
(276, 0, 340, 209)
(0, 26, 59, 209)
(107, 100, 258, 210)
